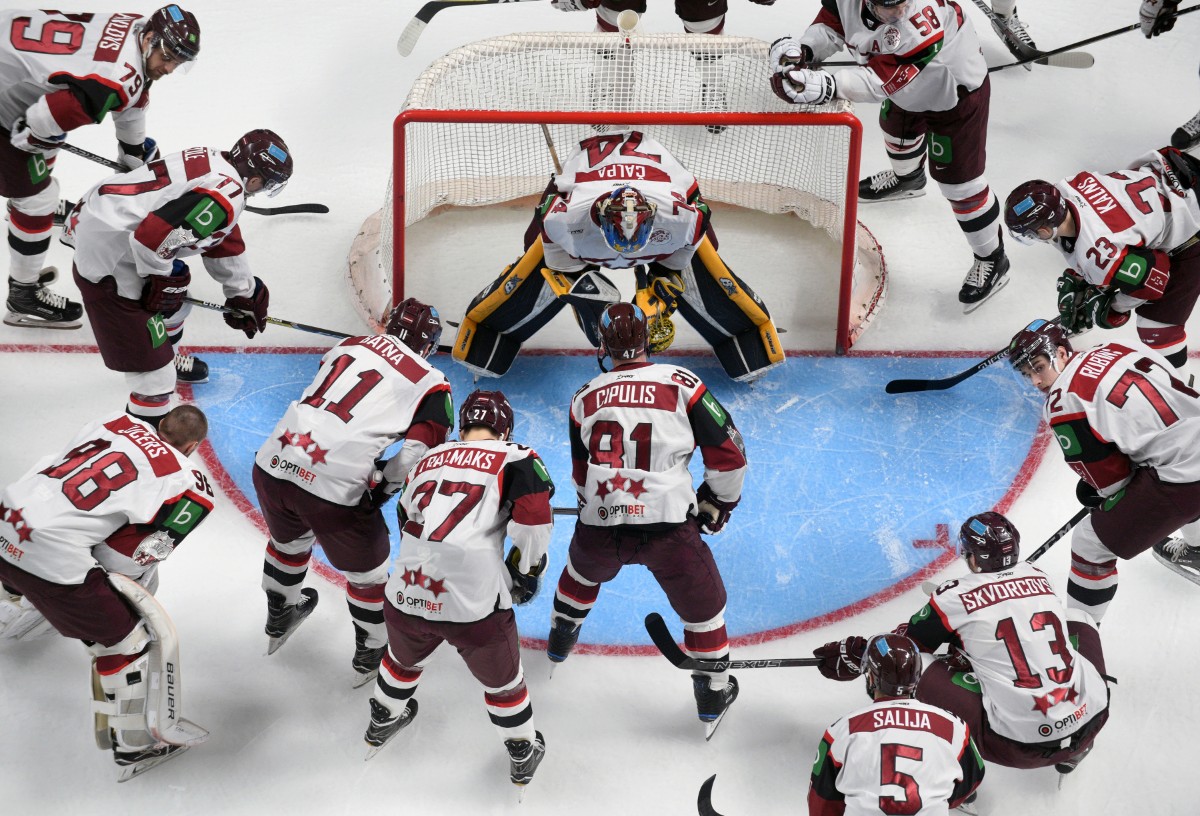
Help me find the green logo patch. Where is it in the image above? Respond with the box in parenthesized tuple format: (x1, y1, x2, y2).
(443, 392, 454, 424)
(27, 153, 49, 184)
(532, 457, 552, 483)
(1115, 254, 1148, 287)
(184, 197, 228, 238)
(929, 133, 953, 164)
(96, 91, 120, 123)
(910, 603, 933, 625)
(951, 671, 982, 694)
(811, 738, 831, 775)
(163, 498, 206, 535)
(1054, 424, 1082, 456)
(701, 392, 727, 425)
(147, 314, 167, 348)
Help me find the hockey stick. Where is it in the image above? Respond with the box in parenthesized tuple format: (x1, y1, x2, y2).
(644, 612, 821, 671)
(552, 506, 579, 516)
(58, 143, 328, 216)
(698, 775, 726, 816)
(540, 124, 563, 175)
(968, 0, 1092, 70)
(398, 0, 543, 56)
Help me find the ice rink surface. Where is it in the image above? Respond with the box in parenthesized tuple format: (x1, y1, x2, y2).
(1, 2, 1198, 814)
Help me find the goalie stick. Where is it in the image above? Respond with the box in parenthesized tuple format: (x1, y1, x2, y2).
(644, 612, 821, 671)
(58, 143, 329, 216)
(398, 0, 542, 57)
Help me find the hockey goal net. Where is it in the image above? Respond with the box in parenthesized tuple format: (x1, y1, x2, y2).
(348, 32, 885, 354)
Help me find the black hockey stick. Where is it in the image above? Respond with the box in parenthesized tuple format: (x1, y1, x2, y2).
(698, 775, 726, 816)
(967, 0, 1092, 70)
(58, 143, 328, 216)
(644, 613, 821, 671)
(884, 346, 1009, 394)
(398, 0, 542, 56)
(1025, 507, 1089, 563)
(552, 507, 579, 516)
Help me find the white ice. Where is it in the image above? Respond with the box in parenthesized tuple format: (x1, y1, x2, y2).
(1, 1, 1197, 813)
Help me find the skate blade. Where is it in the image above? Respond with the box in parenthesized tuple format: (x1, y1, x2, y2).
(1151, 549, 1200, 586)
(859, 188, 927, 205)
(960, 275, 1010, 314)
(3, 312, 82, 330)
(265, 632, 296, 655)
(955, 796, 980, 814)
(703, 708, 734, 742)
(116, 746, 190, 783)
(352, 667, 379, 689)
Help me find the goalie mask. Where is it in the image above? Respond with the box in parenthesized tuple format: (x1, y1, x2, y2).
(1007, 318, 1072, 372)
(595, 186, 657, 253)
(959, 511, 1021, 572)
(386, 297, 442, 358)
(459, 389, 514, 441)
(1004, 180, 1067, 245)
(229, 129, 293, 197)
(598, 302, 649, 365)
(144, 5, 201, 63)
(861, 633, 923, 698)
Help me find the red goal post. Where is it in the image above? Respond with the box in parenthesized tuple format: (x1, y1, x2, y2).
(351, 33, 886, 354)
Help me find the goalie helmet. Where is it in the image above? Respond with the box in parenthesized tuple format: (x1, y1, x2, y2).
(385, 297, 442, 358)
(228, 129, 293, 197)
(459, 389, 514, 441)
(595, 186, 657, 253)
(958, 512, 1021, 572)
(1004, 180, 1067, 244)
(861, 633, 923, 698)
(144, 5, 201, 62)
(598, 302, 648, 363)
(1007, 318, 1072, 372)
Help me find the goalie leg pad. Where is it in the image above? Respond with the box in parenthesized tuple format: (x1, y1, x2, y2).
(550, 267, 620, 347)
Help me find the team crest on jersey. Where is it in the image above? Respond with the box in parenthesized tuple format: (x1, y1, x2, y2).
(649, 228, 671, 244)
(156, 226, 196, 259)
(883, 26, 901, 50)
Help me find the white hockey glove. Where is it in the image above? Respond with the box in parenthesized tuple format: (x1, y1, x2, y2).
(118, 137, 160, 170)
(768, 37, 812, 72)
(131, 529, 176, 567)
(10, 117, 65, 154)
(550, 0, 598, 10)
(769, 68, 836, 106)
(1140, 0, 1180, 38)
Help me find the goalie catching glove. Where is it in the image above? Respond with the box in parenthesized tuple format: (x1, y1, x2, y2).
(770, 68, 836, 106)
(505, 546, 548, 605)
(695, 482, 738, 535)
(634, 268, 684, 353)
(814, 636, 868, 681)
(224, 277, 270, 338)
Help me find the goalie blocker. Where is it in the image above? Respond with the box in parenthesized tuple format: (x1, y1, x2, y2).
(452, 237, 784, 382)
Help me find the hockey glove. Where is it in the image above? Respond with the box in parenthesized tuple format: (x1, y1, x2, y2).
(696, 482, 738, 536)
(770, 68, 836, 106)
(1056, 270, 1090, 331)
(9, 117, 65, 154)
(1080, 286, 1130, 330)
(131, 529, 176, 567)
(365, 458, 404, 508)
(1140, 0, 1180, 37)
(505, 547, 548, 605)
(813, 636, 867, 681)
(140, 260, 190, 313)
(224, 277, 270, 338)
(118, 137, 160, 170)
(768, 38, 812, 71)
(550, 0, 599, 10)
(1076, 479, 1105, 509)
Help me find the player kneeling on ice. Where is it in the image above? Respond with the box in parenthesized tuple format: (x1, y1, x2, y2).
(364, 390, 554, 789)
(547, 303, 746, 738)
(810, 633, 984, 815)
(815, 513, 1111, 780)
(450, 129, 784, 383)
(62, 129, 294, 422)
(0, 406, 215, 782)
(1009, 319, 1200, 603)
(252, 299, 452, 687)
(768, 0, 1009, 312)
(1004, 147, 1200, 384)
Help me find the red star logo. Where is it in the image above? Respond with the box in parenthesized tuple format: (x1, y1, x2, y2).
(609, 474, 629, 493)
(4, 506, 33, 543)
(1032, 686, 1074, 714)
(15, 522, 33, 543)
(278, 429, 296, 449)
(1065, 687, 1079, 704)
(294, 431, 314, 450)
(626, 478, 647, 499)
(402, 567, 425, 588)
(1032, 692, 1054, 715)
(427, 577, 447, 598)
(596, 479, 612, 500)
(7, 507, 25, 528)
(308, 445, 329, 465)
(0, 502, 8, 519)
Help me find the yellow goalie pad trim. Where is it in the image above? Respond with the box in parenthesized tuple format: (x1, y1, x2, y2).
(695, 237, 783, 364)
(465, 236, 547, 323)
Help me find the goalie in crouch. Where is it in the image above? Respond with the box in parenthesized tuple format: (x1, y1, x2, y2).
(450, 129, 785, 382)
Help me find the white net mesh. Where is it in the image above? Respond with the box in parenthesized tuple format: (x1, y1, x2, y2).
(349, 32, 885, 349)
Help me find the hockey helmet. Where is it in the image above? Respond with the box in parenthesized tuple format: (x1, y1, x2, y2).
(865, 0, 911, 23)
(1007, 318, 1072, 372)
(861, 633, 923, 698)
(144, 5, 200, 62)
(595, 186, 657, 253)
(385, 297, 442, 359)
(598, 302, 649, 363)
(228, 129, 293, 197)
(1004, 180, 1067, 244)
(958, 511, 1021, 572)
(459, 389, 515, 441)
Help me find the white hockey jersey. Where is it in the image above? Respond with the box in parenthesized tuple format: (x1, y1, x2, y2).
(540, 130, 705, 272)
(924, 562, 1107, 745)
(67, 146, 258, 300)
(0, 10, 150, 140)
(800, 0, 986, 112)
(0, 413, 212, 585)
(810, 698, 981, 816)
(1044, 342, 1200, 491)
(255, 335, 453, 507)
(569, 361, 746, 527)
(388, 439, 554, 623)
(1053, 150, 1200, 313)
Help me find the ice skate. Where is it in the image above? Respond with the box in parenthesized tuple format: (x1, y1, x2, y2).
(265, 587, 318, 655)
(363, 698, 418, 760)
(1055, 744, 1092, 788)
(959, 247, 1009, 313)
(173, 352, 209, 384)
(991, 7, 1037, 70)
(858, 168, 927, 203)
(53, 198, 76, 227)
(114, 743, 190, 783)
(546, 617, 580, 676)
(693, 674, 739, 740)
(1173, 110, 1200, 152)
(5, 273, 83, 329)
(954, 791, 979, 815)
(1153, 536, 1200, 586)
(504, 730, 546, 786)
(351, 627, 386, 688)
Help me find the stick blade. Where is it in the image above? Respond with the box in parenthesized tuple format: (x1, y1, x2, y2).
(397, 19, 426, 56)
(1037, 51, 1094, 69)
(698, 774, 725, 816)
(644, 612, 687, 667)
(885, 379, 942, 394)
